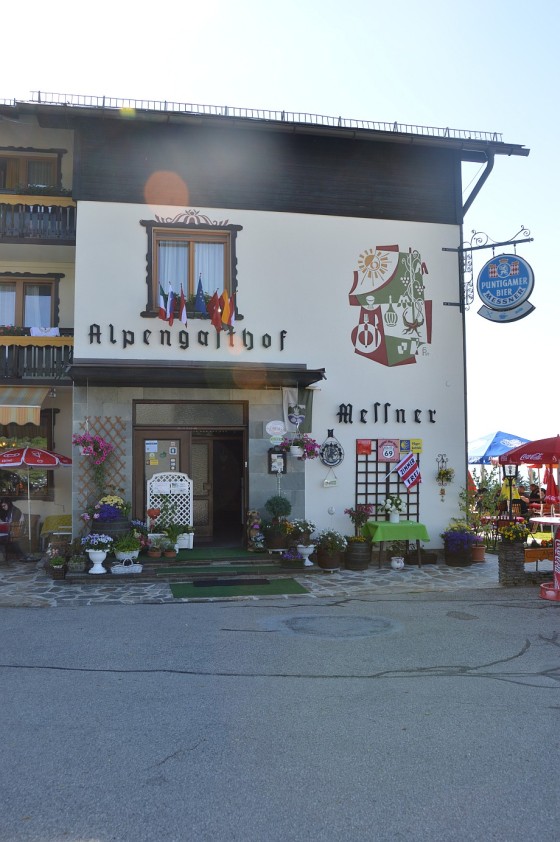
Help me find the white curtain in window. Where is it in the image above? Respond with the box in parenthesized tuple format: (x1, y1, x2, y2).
(158, 242, 188, 296)
(24, 285, 51, 327)
(195, 244, 224, 295)
(0, 284, 16, 324)
(27, 160, 54, 187)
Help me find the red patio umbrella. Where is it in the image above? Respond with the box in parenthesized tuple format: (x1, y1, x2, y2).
(0, 446, 72, 540)
(543, 466, 559, 507)
(498, 435, 560, 466)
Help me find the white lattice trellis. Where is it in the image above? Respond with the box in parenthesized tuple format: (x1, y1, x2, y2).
(146, 472, 193, 527)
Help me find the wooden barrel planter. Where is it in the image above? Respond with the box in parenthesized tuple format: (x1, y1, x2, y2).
(345, 542, 371, 570)
(316, 550, 342, 571)
(90, 519, 131, 540)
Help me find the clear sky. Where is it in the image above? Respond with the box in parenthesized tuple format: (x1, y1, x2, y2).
(3, 0, 558, 445)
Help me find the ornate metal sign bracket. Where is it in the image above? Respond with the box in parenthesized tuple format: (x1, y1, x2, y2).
(443, 226, 533, 309)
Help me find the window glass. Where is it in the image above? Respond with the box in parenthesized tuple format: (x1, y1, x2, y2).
(0, 283, 16, 324)
(0, 154, 56, 190)
(24, 284, 52, 327)
(0, 278, 54, 327)
(195, 243, 225, 296)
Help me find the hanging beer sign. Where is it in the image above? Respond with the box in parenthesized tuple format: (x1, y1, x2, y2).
(476, 253, 535, 323)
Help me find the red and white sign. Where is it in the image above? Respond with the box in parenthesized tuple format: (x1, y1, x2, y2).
(395, 452, 422, 490)
(378, 439, 399, 462)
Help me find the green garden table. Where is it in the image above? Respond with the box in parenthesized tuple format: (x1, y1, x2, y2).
(362, 520, 430, 568)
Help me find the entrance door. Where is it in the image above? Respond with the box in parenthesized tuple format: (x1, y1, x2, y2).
(133, 428, 245, 546)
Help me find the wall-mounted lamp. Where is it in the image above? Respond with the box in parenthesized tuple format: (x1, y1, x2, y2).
(48, 388, 57, 398)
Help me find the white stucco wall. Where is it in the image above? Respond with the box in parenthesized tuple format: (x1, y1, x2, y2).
(74, 202, 467, 544)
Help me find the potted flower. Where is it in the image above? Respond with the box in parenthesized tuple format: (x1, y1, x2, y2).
(47, 554, 67, 579)
(436, 467, 455, 485)
(279, 433, 320, 460)
(263, 495, 293, 550)
(344, 503, 376, 536)
(81, 533, 113, 574)
(71, 432, 115, 489)
(441, 520, 476, 565)
(314, 529, 347, 570)
(289, 518, 316, 546)
(113, 531, 142, 561)
(81, 493, 131, 540)
(344, 534, 372, 570)
(262, 518, 293, 551)
(147, 534, 167, 558)
(379, 495, 404, 523)
(165, 522, 194, 550)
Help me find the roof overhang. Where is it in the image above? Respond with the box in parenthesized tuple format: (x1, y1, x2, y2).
(69, 360, 326, 389)
(0, 386, 49, 425)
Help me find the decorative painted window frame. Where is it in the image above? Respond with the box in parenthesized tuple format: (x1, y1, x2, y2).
(140, 211, 243, 319)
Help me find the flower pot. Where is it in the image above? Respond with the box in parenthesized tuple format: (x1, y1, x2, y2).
(265, 533, 288, 551)
(296, 544, 315, 567)
(147, 548, 162, 558)
(114, 550, 140, 562)
(345, 542, 371, 570)
(389, 511, 400, 524)
(290, 445, 304, 458)
(471, 543, 486, 563)
(87, 549, 107, 574)
(49, 563, 67, 580)
(444, 550, 472, 566)
(176, 532, 194, 549)
(90, 519, 131, 540)
(164, 550, 177, 558)
(316, 549, 342, 571)
(390, 556, 405, 570)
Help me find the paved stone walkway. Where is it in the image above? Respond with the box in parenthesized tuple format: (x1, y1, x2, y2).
(0, 552, 543, 607)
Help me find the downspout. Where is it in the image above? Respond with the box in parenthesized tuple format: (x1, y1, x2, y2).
(460, 150, 494, 486)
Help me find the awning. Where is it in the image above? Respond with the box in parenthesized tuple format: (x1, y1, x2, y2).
(69, 360, 326, 389)
(0, 386, 49, 425)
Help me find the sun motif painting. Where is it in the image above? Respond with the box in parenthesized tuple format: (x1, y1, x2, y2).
(349, 244, 433, 367)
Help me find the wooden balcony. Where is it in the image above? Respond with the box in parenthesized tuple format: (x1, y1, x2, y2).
(0, 335, 74, 381)
(0, 193, 76, 243)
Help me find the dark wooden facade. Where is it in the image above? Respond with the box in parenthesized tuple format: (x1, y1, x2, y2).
(39, 114, 467, 224)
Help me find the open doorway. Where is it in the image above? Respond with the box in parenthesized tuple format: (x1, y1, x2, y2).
(133, 428, 246, 547)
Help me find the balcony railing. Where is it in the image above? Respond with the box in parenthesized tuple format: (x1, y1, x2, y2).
(0, 194, 76, 243)
(0, 336, 74, 380)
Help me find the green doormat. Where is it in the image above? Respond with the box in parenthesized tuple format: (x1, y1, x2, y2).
(169, 548, 265, 562)
(170, 578, 309, 599)
(158, 564, 282, 576)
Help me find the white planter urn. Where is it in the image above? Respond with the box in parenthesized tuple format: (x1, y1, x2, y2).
(87, 549, 107, 574)
(290, 445, 304, 458)
(296, 544, 315, 566)
(389, 511, 400, 524)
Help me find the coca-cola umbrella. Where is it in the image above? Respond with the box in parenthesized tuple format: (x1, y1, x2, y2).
(0, 446, 72, 541)
(498, 435, 560, 467)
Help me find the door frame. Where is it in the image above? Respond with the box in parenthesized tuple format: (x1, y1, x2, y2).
(132, 400, 249, 542)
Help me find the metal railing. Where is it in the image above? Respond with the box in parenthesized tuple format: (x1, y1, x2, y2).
(16, 91, 504, 144)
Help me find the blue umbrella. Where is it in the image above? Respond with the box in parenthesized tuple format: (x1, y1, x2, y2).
(468, 431, 530, 465)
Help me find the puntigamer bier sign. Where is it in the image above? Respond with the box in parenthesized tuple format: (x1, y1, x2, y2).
(476, 253, 535, 323)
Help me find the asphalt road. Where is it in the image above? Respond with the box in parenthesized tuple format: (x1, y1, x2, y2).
(1, 587, 559, 841)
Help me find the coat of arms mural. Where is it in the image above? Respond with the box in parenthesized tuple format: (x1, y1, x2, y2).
(349, 244, 432, 366)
